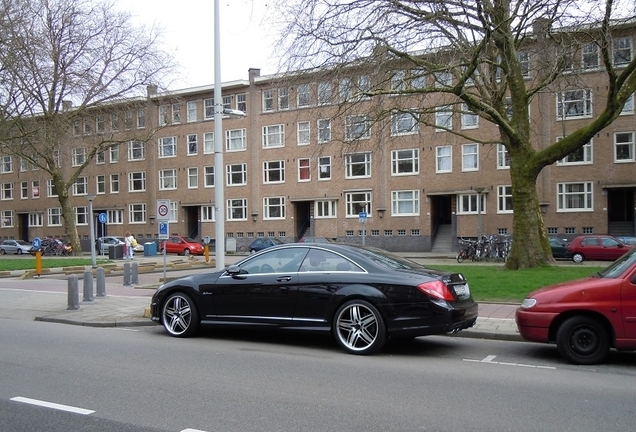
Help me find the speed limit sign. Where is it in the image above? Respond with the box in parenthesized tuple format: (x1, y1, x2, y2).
(157, 200, 170, 219)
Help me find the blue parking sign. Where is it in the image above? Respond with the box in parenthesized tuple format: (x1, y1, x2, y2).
(158, 221, 169, 239)
(98, 212, 107, 223)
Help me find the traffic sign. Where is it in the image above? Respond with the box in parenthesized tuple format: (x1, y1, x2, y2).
(32, 237, 41, 249)
(158, 220, 169, 239)
(359, 211, 368, 223)
(98, 212, 107, 223)
(157, 199, 170, 219)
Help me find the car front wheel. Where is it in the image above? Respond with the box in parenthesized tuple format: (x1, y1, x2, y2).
(571, 252, 584, 263)
(0, 249, 5, 255)
(556, 316, 610, 365)
(161, 292, 200, 337)
(333, 299, 386, 355)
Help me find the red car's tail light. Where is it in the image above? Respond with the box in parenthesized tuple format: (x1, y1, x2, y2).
(417, 280, 455, 301)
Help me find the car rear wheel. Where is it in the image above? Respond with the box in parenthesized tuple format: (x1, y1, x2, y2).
(0, 249, 5, 255)
(333, 299, 386, 355)
(161, 292, 199, 337)
(571, 252, 584, 263)
(556, 316, 610, 365)
(183, 249, 190, 256)
(17, 249, 23, 255)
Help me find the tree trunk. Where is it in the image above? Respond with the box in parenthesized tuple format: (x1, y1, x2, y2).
(505, 160, 554, 269)
(59, 193, 82, 256)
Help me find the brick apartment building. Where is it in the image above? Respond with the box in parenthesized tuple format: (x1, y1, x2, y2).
(1, 29, 635, 253)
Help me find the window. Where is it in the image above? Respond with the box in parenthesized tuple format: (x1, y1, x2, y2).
(434, 71, 452, 87)
(110, 113, 119, 131)
(128, 141, 145, 161)
(518, 52, 530, 77)
(73, 177, 87, 196)
(96, 150, 105, 164)
(557, 182, 593, 212)
(462, 144, 479, 171)
(110, 174, 119, 193)
(435, 106, 452, 131)
(391, 149, 419, 175)
(410, 68, 426, 89)
(83, 118, 92, 135)
(20, 181, 27, 199)
(159, 105, 169, 126)
(345, 191, 372, 217)
(227, 163, 247, 186)
(436, 146, 452, 173)
(110, 144, 119, 163)
(96, 175, 105, 194)
(391, 190, 419, 216)
(339, 78, 353, 102)
(169, 202, 178, 222)
(298, 158, 310, 181)
(29, 212, 43, 226)
(613, 37, 632, 66)
(278, 87, 289, 110)
(1, 183, 13, 200)
(201, 206, 215, 222)
(263, 160, 285, 183)
(204, 132, 214, 154)
(557, 139, 592, 165)
(47, 179, 58, 197)
(204, 98, 214, 119)
(297, 84, 311, 107)
(187, 134, 198, 155)
(237, 93, 247, 113)
(32, 180, 40, 198)
(1, 156, 12, 173)
(318, 156, 331, 180)
(557, 89, 592, 119)
(75, 206, 88, 225)
(391, 112, 418, 136)
(158, 137, 177, 157)
(391, 70, 407, 91)
(318, 119, 331, 143)
(48, 208, 62, 226)
(226, 129, 246, 151)
(262, 125, 284, 148)
(137, 109, 145, 128)
(345, 115, 370, 141)
(318, 82, 332, 105)
(315, 200, 336, 218)
(297, 121, 310, 145)
(497, 144, 510, 169)
(129, 203, 146, 223)
(159, 169, 177, 190)
(227, 198, 247, 220)
(262, 89, 274, 112)
(187, 101, 198, 122)
(223, 96, 231, 111)
(107, 209, 123, 224)
(128, 171, 146, 192)
(124, 110, 133, 129)
(264, 197, 285, 219)
(204, 166, 215, 187)
(497, 185, 513, 213)
(582, 42, 599, 69)
(19, 158, 28, 172)
(345, 152, 371, 178)
(461, 104, 479, 129)
(96, 115, 105, 133)
(171, 104, 181, 123)
(188, 167, 198, 189)
(614, 132, 634, 162)
(72, 148, 86, 166)
(621, 94, 634, 114)
(457, 193, 486, 214)
(73, 120, 81, 135)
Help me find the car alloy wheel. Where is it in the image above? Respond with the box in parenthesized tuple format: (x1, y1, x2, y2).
(572, 253, 584, 263)
(556, 316, 610, 365)
(161, 292, 199, 337)
(334, 299, 386, 355)
(183, 249, 190, 256)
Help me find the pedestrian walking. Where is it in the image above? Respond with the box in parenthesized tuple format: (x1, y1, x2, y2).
(124, 231, 136, 260)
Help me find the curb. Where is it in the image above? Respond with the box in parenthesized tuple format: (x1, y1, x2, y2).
(34, 315, 158, 328)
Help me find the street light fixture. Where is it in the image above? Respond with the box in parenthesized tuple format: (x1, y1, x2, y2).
(85, 194, 97, 268)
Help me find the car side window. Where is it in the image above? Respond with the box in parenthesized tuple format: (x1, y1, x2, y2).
(240, 248, 309, 274)
(602, 238, 620, 247)
(581, 237, 597, 246)
(299, 250, 363, 272)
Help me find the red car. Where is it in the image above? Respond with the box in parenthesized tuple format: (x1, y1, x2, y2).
(566, 235, 633, 263)
(516, 247, 636, 364)
(159, 236, 205, 256)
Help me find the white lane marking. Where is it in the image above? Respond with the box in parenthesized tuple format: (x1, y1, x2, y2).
(10, 397, 95, 415)
(181, 429, 209, 432)
(462, 355, 556, 370)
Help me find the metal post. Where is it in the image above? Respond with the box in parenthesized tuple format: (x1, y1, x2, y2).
(86, 194, 97, 268)
(123, 262, 131, 286)
(475, 188, 485, 240)
(131, 262, 139, 285)
(67, 274, 79, 310)
(83, 270, 94, 302)
(96, 267, 106, 297)
(213, 0, 225, 271)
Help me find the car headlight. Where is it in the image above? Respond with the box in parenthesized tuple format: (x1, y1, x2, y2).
(520, 298, 537, 309)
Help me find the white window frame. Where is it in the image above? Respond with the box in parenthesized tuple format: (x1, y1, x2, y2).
(1, 182, 13, 200)
(556, 138, 593, 165)
(613, 37, 632, 66)
(128, 171, 146, 192)
(436, 145, 452, 173)
(318, 119, 331, 143)
(298, 158, 310, 182)
(1, 210, 14, 227)
(204, 132, 214, 154)
(72, 176, 87, 196)
(391, 149, 419, 176)
(297, 121, 310, 145)
(461, 104, 479, 129)
(391, 190, 420, 216)
(557, 182, 593, 212)
(262, 125, 284, 148)
(435, 106, 452, 131)
(110, 174, 119, 194)
(614, 132, 635, 162)
(47, 208, 62, 226)
(129, 203, 147, 224)
(29, 212, 43, 227)
(0, 156, 12, 173)
(297, 84, 311, 107)
(497, 144, 510, 169)
(318, 156, 331, 180)
(226, 128, 246, 151)
(226, 163, 247, 186)
(187, 101, 198, 122)
(344, 115, 371, 141)
(315, 200, 337, 218)
(128, 141, 145, 161)
(158, 136, 177, 158)
(391, 111, 419, 136)
(204, 166, 215, 188)
(497, 185, 513, 214)
(187, 134, 198, 155)
(263, 196, 286, 220)
(159, 169, 177, 190)
(74, 206, 88, 226)
(227, 198, 247, 221)
(204, 98, 214, 119)
(187, 167, 198, 189)
(345, 152, 372, 179)
(457, 193, 486, 215)
(262, 89, 274, 112)
(72, 148, 86, 167)
(557, 89, 593, 120)
(263, 160, 285, 184)
(582, 42, 599, 69)
(107, 209, 123, 225)
(345, 191, 372, 217)
(462, 143, 479, 172)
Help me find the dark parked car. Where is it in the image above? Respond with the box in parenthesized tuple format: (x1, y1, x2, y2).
(248, 237, 283, 253)
(616, 236, 636, 246)
(516, 247, 636, 365)
(150, 243, 478, 355)
(0, 239, 33, 255)
(566, 235, 633, 263)
(549, 236, 570, 259)
(159, 236, 204, 256)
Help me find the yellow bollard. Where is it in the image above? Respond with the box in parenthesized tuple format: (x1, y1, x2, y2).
(35, 251, 42, 277)
(204, 244, 209, 262)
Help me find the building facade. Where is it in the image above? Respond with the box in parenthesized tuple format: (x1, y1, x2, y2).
(1, 35, 636, 252)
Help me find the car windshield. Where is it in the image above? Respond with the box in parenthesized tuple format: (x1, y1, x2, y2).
(17, 240, 30, 245)
(598, 248, 636, 278)
(356, 246, 422, 270)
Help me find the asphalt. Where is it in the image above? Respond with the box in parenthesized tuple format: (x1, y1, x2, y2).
(0, 252, 527, 342)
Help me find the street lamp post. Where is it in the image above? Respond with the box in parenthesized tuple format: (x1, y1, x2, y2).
(474, 187, 485, 241)
(213, 0, 224, 271)
(86, 194, 97, 268)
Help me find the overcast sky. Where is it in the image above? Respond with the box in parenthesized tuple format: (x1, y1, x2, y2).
(122, 0, 278, 89)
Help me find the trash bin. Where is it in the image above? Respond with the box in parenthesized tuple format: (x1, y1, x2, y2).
(144, 242, 157, 256)
(109, 244, 124, 260)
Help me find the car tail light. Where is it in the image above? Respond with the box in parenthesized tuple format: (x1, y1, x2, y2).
(417, 280, 455, 301)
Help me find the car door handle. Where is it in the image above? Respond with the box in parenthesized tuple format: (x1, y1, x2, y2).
(277, 276, 292, 282)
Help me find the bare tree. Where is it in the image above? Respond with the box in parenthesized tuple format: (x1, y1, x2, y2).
(0, 0, 173, 254)
(271, 0, 636, 269)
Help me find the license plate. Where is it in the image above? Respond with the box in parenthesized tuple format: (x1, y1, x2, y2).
(454, 283, 469, 298)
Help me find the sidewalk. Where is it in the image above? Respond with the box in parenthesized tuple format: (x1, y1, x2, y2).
(0, 252, 522, 342)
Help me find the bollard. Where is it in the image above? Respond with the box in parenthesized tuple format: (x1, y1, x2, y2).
(131, 262, 139, 285)
(123, 262, 131, 286)
(67, 274, 80, 310)
(96, 267, 106, 297)
(83, 270, 94, 302)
